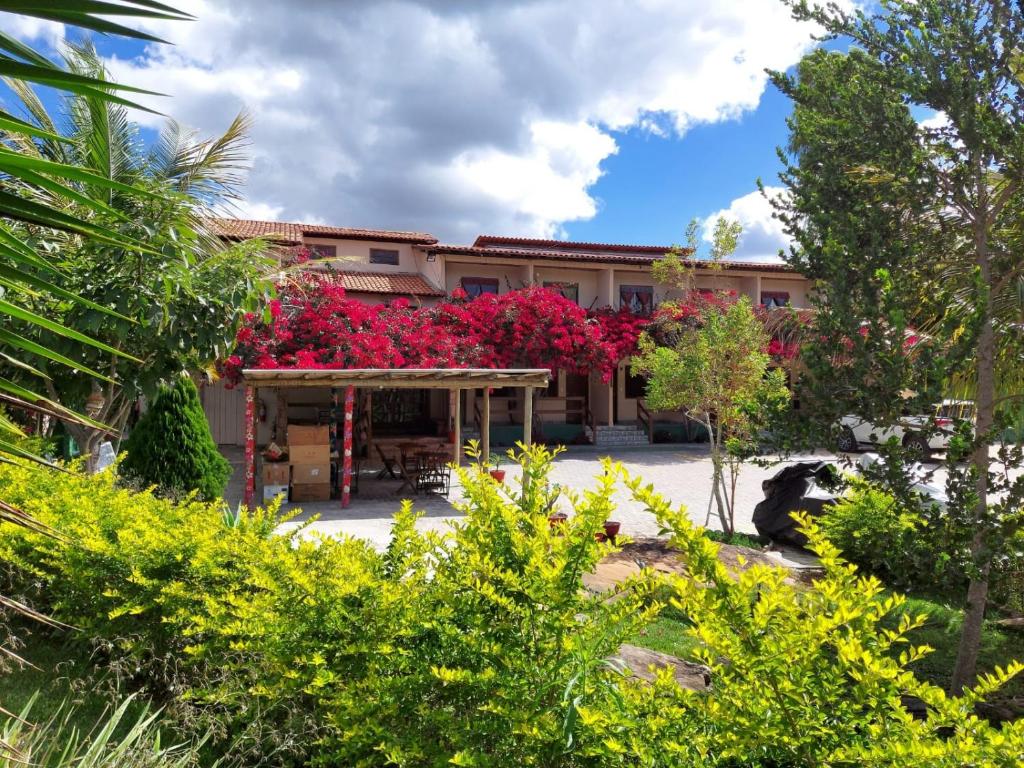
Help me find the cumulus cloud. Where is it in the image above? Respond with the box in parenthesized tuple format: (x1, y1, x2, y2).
(86, 1, 829, 241)
(702, 186, 791, 263)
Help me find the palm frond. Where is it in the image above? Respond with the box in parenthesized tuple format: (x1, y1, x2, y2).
(155, 110, 253, 202)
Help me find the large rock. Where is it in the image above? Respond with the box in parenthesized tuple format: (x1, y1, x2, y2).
(612, 643, 711, 692)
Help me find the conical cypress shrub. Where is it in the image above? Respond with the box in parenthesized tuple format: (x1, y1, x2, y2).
(120, 376, 231, 501)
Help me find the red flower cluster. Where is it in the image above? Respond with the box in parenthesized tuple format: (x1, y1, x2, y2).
(221, 278, 651, 385)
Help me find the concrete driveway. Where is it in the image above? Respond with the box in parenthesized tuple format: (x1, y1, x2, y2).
(224, 445, 838, 550)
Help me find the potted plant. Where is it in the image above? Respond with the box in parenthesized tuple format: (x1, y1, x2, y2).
(597, 520, 621, 543)
(487, 452, 506, 483)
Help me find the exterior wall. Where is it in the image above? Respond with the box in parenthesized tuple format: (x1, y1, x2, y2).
(201, 379, 246, 446)
(443, 260, 530, 294)
(302, 236, 419, 273)
(760, 277, 809, 307)
(530, 265, 602, 308)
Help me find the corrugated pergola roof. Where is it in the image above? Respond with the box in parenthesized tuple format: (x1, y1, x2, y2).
(241, 368, 551, 389)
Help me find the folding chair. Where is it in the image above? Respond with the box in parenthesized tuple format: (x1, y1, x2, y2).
(395, 460, 420, 495)
(375, 445, 400, 480)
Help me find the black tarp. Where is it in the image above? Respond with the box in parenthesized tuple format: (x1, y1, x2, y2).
(753, 461, 840, 546)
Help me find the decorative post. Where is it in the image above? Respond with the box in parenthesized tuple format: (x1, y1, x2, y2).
(481, 387, 491, 464)
(243, 385, 256, 508)
(341, 385, 354, 508)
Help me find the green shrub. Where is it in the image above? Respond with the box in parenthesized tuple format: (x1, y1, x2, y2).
(596, 474, 1024, 766)
(119, 376, 230, 501)
(3, 450, 1024, 766)
(817, 478, 938, 589)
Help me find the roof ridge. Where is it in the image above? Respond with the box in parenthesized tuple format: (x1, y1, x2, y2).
(472, 234, 692, 254)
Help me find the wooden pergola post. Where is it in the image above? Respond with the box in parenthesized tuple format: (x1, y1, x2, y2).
(523, 385, 533, 447)
(481, 387, 491, 463)
(243, 385, 257, 508)
(452, 388, 461, 465)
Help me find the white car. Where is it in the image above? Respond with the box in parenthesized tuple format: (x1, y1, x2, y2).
(836, 400, 975, 458)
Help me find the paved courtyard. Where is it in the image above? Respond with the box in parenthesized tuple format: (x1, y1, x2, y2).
(224, 445, 838, 550)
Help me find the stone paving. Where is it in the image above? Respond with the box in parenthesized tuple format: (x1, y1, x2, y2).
(222, 444, 837, 550)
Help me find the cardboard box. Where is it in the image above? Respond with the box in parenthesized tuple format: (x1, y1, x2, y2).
(263, 483, 288, 501)
(288, 424, 330, 446)
(288, 444, 330, 464)
(291, 462, 331, 484)
(262, 462, 290, 485)
(290, 483, 331, 502)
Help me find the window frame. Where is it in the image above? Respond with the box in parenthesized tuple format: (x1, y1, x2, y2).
(460, 276, 500, 298)
(543, 280, 579, 304)
(760, 291, 791, 309)
(619, 284, 655, 315)
(369, 247, 400, 266)
(308, 243, 337, 260)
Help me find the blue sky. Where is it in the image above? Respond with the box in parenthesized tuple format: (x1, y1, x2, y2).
(3, 1, 840, 260)
(565, 84, 793, 248)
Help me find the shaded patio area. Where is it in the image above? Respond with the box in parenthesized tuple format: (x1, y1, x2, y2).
(237, 367, 551, 510)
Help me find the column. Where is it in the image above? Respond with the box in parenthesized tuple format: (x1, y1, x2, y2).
(481, 386, 491, 462)
(243, 385, 256, 508)
(341, 385, 354, 508)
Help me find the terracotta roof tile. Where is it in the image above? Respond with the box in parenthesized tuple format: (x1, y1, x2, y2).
(209, 217, 437, 245)
(473, 234, 685, 256)
(428, 244, 799, 273)
(336, 271, 445, 297)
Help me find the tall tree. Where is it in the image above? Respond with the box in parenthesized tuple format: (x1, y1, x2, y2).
(3, 46, 271, 464)
(775, 0, 1024, 691)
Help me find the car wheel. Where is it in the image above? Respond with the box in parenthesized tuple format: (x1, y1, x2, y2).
(836, 427, 857, 453)
(903, 433, 931, 461)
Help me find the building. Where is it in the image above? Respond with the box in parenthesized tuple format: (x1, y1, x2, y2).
(202, 217, 812, 449)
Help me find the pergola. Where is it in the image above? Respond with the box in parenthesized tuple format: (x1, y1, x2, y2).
(240, 368, 551, 508)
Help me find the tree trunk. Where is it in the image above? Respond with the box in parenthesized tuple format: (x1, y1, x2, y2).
(711, 423, 731, 535)
(950, 175, 996, 695)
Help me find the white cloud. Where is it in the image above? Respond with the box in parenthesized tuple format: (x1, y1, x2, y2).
(702, 186, 790, 263)
(0, 12, 64, 49)
(63, 1, 835, 241)
(918, 110, 949, 132)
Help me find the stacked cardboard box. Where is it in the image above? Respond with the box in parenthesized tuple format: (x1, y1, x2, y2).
(262, 460, 289, 501)
(288, 424, 331, 502)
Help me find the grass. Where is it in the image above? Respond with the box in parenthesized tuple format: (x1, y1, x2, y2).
(886, 595, 1024, 699)
(0, 622, 149, 736)
(703, 529, 769, 550)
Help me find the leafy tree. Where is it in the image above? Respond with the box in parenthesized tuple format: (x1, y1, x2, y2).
(120, 375, 230, 501)
(633, 296, 789, 536)
(774, 0, 1024, 691)
(0, 0, 193, 645)
(3, 46, 271, 466)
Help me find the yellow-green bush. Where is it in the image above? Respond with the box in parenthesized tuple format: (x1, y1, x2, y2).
(2, 450, 1024, 766)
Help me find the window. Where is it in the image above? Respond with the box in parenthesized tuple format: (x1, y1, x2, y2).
(620, 285, 654, 315)
(308, 244, 336, 259)
(625, 370, 647, 399)
(370, 248, 400, 265)
(460, 277, 499, 298)
(544, 281, 579, 303)
(761, 291, 790, 309)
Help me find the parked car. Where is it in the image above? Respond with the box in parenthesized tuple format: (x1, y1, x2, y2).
(836, 400, 975, 458)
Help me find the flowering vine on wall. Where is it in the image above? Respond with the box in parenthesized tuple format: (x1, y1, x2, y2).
(221, 274, 802, 385)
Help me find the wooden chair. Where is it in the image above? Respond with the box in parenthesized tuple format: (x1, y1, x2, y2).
(375, 445, 400, 480)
